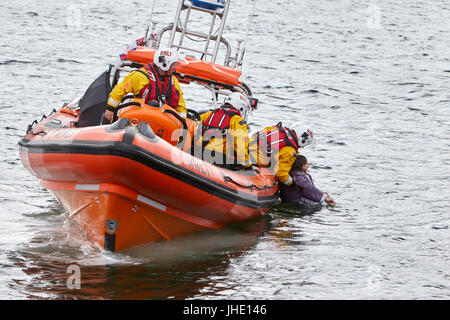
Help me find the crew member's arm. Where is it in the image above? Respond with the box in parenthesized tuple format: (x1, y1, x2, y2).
(104, 71, 148, 122)
(231, 116, 252, 168)
(173, 76, 187, 117)
(248, 133, 258, 166)
(196, 111, 212, 148)
(249, 127, 273, 167)
(275, 146, 297, 185)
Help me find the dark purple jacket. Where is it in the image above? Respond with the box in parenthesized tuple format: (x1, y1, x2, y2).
(279, 171, 326, 205)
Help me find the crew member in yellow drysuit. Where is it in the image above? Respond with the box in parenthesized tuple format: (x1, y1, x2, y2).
(104, 48, 187, 122)
(198, 92, 253, 169)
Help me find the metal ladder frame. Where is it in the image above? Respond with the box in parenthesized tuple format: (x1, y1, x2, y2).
(157, 0, 235, 66)
(111, 1, 254, 109)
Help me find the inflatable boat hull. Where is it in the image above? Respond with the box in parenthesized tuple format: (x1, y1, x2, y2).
(19, 108, 278, 251)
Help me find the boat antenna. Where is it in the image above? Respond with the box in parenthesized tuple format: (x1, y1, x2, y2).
(144, 0, 158, 43)
(239, 0, 258, 69)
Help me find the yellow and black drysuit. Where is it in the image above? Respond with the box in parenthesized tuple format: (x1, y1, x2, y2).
(198, 104, 252, 169)
(249, 123, 300, 186)
(106, 64, 187, 116)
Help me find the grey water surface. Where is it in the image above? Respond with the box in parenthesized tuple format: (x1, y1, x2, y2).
(0, 0, 449, 299)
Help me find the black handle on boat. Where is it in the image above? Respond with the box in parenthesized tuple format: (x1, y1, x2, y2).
(162, 109, 189, 146)
(112, 101, 142, 122)
(120, 94, 138, 103)
(130, 62, 144, 68)
(162, 109, 188, 130)
(186, 108, 201, 121)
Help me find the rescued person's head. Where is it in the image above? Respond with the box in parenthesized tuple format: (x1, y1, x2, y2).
(290, 154, 308, 173)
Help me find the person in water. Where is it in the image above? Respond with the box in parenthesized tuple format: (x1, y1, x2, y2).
(279, 155, 336, 206)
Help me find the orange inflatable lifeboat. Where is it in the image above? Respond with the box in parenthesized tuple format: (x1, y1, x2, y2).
(19, 99, 278, 251)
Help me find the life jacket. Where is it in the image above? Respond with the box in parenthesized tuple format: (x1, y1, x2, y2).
(201, 104, 242, 147)
(136, 64, 180, 108)
(257, 122, 300, 157)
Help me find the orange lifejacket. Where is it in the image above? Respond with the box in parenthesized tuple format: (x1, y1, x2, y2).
(137, 64, 180, 108)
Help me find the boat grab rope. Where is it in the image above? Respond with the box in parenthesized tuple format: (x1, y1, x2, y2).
(224, 175, 277, 192)
(26, 108, 57, 135)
